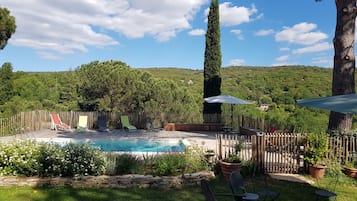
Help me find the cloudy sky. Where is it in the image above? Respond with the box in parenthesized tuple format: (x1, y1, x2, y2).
(1, 0, 336, 72)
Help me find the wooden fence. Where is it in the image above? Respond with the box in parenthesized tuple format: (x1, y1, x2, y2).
(0, 111, 125, 136)
(0, 110, 270, 137)
(216, 133, 357, 174)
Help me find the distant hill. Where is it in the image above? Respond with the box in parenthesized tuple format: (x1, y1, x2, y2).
(140, 65, 333, 103)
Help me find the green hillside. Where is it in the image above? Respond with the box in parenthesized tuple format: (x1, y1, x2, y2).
(0, 61, 346, 133)
(140, 65, 333, 102)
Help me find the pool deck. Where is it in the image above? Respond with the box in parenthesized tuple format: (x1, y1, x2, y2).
(0, 129, 218, 152)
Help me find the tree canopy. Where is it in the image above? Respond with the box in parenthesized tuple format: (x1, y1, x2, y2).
(0, 7, 16, 50)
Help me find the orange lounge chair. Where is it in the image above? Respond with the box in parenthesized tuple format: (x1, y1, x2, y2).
(50, 113, 70, 130)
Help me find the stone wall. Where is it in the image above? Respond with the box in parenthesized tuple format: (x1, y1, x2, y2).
(0, 171, 215, 188)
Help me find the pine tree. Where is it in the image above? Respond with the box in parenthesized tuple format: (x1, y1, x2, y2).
(0, 7, 16, 50)
(203, 0, 222, 123)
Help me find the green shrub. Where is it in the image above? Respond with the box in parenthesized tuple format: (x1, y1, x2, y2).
(37, 142, 64, 177)
(184, 145, 209, 173)
(304, 132, 328, 165)
(154, 153, 187, 176)
(62, 143, 105, 177)
(104, 153, 141, 175)
(0, 140, 40, 176)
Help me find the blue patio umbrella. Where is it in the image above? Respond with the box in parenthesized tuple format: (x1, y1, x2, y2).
(204, 95, 252, 128)
(296, 93, 357, 114)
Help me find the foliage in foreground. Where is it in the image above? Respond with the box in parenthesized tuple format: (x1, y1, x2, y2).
(0, 140, 209, 177)
(0, 174, 356, 201)
(0, 140, 105, 177)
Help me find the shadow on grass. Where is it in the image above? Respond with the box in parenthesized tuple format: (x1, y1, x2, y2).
(3, 174, 357, 201)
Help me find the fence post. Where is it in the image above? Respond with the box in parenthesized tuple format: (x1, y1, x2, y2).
(251, 135, 258, 171)
(216, 134, 222, 160)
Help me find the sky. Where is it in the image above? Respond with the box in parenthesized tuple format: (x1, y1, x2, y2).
(0, 0, 337, 72)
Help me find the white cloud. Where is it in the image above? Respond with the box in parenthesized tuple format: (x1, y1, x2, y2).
(255, 29, 274, 36)
(37, 51, 61, 60)
(292, 42, 333, 54)
(276, 55, 289, 62)
(271, 62, 294, 66)
(280, 47, 290, 51)
(2, 0, 208, 58)
(229, 59, 245, 66)
(275, 22, 328, 45)
(205, 3, 259, 26)
(230, 29, 244, 39)
(189, 29, 205, 36)
(312, 56, 332, 66)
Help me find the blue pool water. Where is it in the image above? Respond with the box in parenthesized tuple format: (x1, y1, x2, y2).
(75, 139, 185, 152)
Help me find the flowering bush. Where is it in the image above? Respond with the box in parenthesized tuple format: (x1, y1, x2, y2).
(0, 140, 105, 177)
(61, 143, 105, 177)
(37, 142, 64, 177)
(0, 141, 209, 177)
(0, 140, 40, 176)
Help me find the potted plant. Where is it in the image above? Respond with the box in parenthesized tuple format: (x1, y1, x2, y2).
(304, 132, 328, 179)
(344, 153, 357, 179)
(219, 142, 243, 180)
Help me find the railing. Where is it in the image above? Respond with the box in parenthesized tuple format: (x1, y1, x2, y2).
(327, 134, 357, 163)
(0, 110, 272, 137)
(216, 133, 357, 174)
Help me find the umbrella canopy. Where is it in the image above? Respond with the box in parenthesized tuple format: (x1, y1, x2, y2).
(296, 93, 357, 114)
(204, 95, 252, 130)
(204, 95, 252, 105)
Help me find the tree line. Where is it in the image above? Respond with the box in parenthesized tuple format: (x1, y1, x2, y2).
(1, 60, 354, 134)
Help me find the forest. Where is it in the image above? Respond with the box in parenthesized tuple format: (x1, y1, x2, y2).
(0, 60, 352, 134)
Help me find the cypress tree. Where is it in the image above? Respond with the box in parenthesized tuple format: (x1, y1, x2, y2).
(203, 0, 222, 123)
(0, 62, 14, 105)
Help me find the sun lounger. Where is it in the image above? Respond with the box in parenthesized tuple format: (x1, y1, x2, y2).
(120, 115, 137, 131)
(97, 114, 109, 132)
(50, 113, 70, 131)
(76, 115, 88, 132)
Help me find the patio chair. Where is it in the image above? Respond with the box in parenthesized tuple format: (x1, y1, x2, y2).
(97, 114, 109, 132)
(76, 115, 88, 132)
(229, 172, 259, 201)
(50, 113, 70, 131)
(120, 115, 137, 131)
(200, 179, 243, 201)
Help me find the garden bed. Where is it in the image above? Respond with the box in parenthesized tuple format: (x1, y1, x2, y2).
(0, 171, 214, 188)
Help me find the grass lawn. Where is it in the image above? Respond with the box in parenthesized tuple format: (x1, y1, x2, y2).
(0, 174, 356, 201)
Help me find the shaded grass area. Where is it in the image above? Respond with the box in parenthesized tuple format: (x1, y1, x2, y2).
(0, 174, 356, 201)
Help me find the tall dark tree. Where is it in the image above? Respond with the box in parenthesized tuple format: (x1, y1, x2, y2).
(203, 0, 222, 123)
(0, 7, 16, 50)
(0, 62, 13, 105)
(327, 0, 356, 131)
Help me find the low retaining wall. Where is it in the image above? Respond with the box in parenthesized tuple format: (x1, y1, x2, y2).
(164, 123, 223, 131)
(0, 171, 215, 188)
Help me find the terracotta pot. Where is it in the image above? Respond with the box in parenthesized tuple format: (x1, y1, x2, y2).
(344, 167, 357, 179)
(219, 160, 242, 181)
(309, 164, 326, 179)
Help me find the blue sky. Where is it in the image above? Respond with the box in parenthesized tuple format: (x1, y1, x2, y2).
(0, 0, 336, 72)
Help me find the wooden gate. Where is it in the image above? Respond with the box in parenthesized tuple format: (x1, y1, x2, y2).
(216, 133, 304, 174)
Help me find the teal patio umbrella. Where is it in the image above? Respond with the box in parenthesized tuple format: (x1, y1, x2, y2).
(296, 93, 357, 114)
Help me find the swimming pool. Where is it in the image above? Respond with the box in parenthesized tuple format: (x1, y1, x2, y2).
(74, 139, 186, 152)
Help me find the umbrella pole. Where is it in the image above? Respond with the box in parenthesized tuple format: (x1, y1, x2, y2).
(231, 104, 233, 130)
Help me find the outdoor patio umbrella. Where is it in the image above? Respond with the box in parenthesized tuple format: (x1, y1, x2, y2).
(204, 95, 252, 129)
(296, 93, 357, 114)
